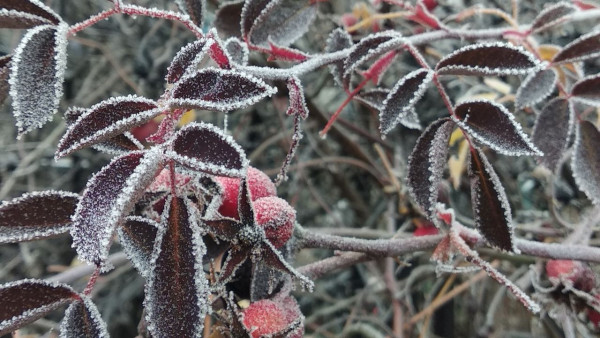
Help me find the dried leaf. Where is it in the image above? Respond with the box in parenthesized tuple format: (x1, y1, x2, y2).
(176, 0, 205, 28)
(532, 97, 573, 171)
(0, 54, 10, 105)
(145, 197, 209, 337)
(166, 39, 209, 84)
(56, 96, 161, 159)
(60, 296, 109, 338)
(530, 2, 577, 33)
(117, 216, 158, 278)
(215, 1, 244, 39)
(71, 150, 163, 266)
(572, 121, 600, 204)
(167, 122, 248, 177)
(9, 23, 68, 137)
(515, 68, 557, 109)
(552, 30, 600, 64)
(379, 69, 433, 135)
(406, 118, 455, 218)
(0, 279, 76, 335)
(436, 42, 541, 76)
(468, 147, 516, 252)
(224, 37, 249, 65)
(0, 0, 61, 27)
(325, 28, 353, 87)
(571, 73, 600, 107)
(0, 191, 78, 243)
(169, 68, 277, 111)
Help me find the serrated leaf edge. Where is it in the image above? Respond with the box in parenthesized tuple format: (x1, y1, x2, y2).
(515, 68, 557, 109)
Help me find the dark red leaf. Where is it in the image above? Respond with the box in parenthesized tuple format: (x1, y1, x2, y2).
(0, 0, 61, 26)
(0, 54, 10, 105)
(453, 100, 541, 156)
(571, 73, 600, 106)
(325, 28, 353, 87)
(169, 68, 276, 111)
(238, 178, 254, 225)
(406, 118, 455, 218)
(166, 39, 208, 84)
(145, 197, 209, 337)
(207, 32, 232, 69)
(219, 248, 249, 283)
(572, 121, 600, 204)
(552, 30, 600, 64)
(515, 68, 557, 109)
(71, 151, 163, 266)
(56, 96, 160, 159)
(436, 42, 541, 76)
(60, 296, 109, 338)
(176, 0, 205, 28)
(259, 241, 313, 289)
(10, 23, 68, 137)
(224, 37, 249, 65)
(0, 191, 78, 243)
(215, 1, 244, 39)
(117, 216, 159, 278)
(241, 0, 272, 40)
(379, 69, 433, 135)
(267, 41, 309, 62)
(532, 97, 573, 171)
(168, 122, 248, 177)
(468, 147, 516, 252)
(530, 2, 577, 33)
(355, 88, 389, 111)
(286, 76, 308, 119)
(0, 279, 76, 335)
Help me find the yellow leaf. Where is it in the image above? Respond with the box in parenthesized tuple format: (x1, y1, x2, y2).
(177, 109, 196, 127)
(448, 139, 469, 189)
(484, 78, 511, 95)
(448, 127, 464, 147)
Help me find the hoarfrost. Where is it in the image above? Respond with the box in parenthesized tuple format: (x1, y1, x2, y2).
(552, 30, 600, 64)
(515, 68, 557, 109)
(532, 97, 573, 171)
(224, 37, 249, 65)
(571, 73, 600, 107)
(530, 2, 577, 33)
(240, 0, 271, 39)
(572, 121, 600, 205)
(0, 55, 10, 105)
(175, 0, 205, 28)
(325, 28, 353, 87)
(166, 38, 208, 84)
(0, 0, 62, 26)
(0, 9, 52, 29)
(214, 1, 244, 39)
(59, 296, 109, 338)
(117, 216, 159, 278)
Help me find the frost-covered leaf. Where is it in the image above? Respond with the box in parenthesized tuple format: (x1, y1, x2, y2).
(571, 73, 600, 106)
(453, 100, 541, 156)
(117, 216, 158, 278)
(552, 30, 600, 64)
(10, 23, 68, 137)
(60, 296, 109, 338)
(215, 1, 244, 39)
(406, 118, 455, 218)
(176, 0, 205, 28)
(342, 31, 404, 88)
(532, 98, 573, 171)
(169, 68, 277, 111)
(224, 37, 249, 65)
(71, 150, 163, 266)
(241, 0, 271, 40)
(379, 69, 432, 135)
(0, 191, 78, 243)
(167, 122, 248, 177)
(245, 0, 317, 47)
(56, 96, 160, 159)
(0, 0, 62, 27)
(286, 76, 308, 119)
(468, 147, 516, 252)
(572, 121, 600, 204)
(530, 2, 577, 33)
(0, 54, 10, 105)
(166, 39, 209, 84)
(0, 279, 76, 336)
(325, 28, 353, 87)
(436, 42, 541, 76)
(145, 197, 209, 338)
(515, 68, 557, 109)
(355, 88, 389, 110)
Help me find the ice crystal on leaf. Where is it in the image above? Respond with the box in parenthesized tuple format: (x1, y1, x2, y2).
(325, 28, 353, 87)
(406, 118, 455, 219)
(55, 96, 161, 159)
(530, 2, 577, 33)
(169, 67, 277, 111)
(117, 216, 159, 278)
(240, 0, 271, 40)
(0, 279, 76, 336)
(468, 147, 516, 252)
(214, 1, 244, 39)
(0, 0, 62, 28)
(166, 38, 209, 85)
(0, 55, 10, 105)
(0, 191, 79, 243)
(60, 296, 109, 338)
(71, 150, 163, 266)
(515, 68, 557, 109)
(379, 69, 432, 135)
(436, 42, 542, 76)
(175, 0, 205, 28)
(0, 9, 51, 29)
(532, 97, 573, 171)
(571, 73, 600, 107)
(286, 76, 308, 119)
(167, 122, 248, 178)
(453, 100, 542, 156)
(224, 37, 249, 65)
(572, 121, 600, 204)
(9, 23, 68, 137)
(552, 30, 600, 64)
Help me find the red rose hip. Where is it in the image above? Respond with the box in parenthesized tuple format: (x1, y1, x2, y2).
(215, 166, 277, 219)
(254, 196, 296, 248)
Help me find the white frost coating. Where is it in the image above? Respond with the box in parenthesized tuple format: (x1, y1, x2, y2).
(260, 239, 314, 292)
(0, 9, 53, 26)
(59, 296, 109, 338)
(571, 73, 600, 107)
(25, 0, 63, 23)
(224, 37, 249, 66)
(55, 95, 160, 159)
(117, 216, 159, 278)
(167, 37, 209, 84)
(530, 2, 577, 33)
(379, 69, 433, 135)
(426, 121, 453, 217)
(286, 76, 309, 119)
(572, 122, 600, 205)
(168, 67, 277, 111)
(166, 121, 249, 178)
(436, 41, 544, 76)
(248, 0, 317, 48)
(515, 68, 557, 109)
(452, 99, 542, 156)
(553, 30, 600, 64)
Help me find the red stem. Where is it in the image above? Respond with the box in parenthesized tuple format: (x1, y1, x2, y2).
(319, 77, 371, 137)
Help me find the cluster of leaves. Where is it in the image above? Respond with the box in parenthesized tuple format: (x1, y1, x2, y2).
(0, 0, 600, 336)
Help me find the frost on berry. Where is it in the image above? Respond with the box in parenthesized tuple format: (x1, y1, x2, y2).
(0, 191, 79, 243)
(0, 0, 62, 28)
(166, 38, 209, 84)
(241, 296, 304, 338)
(546, 260, 596, 292)
(117, 216, 159, 278)
(0, 279, 76, 336)
(552, 30, 600, 64)
(572, 121, 600, 205)
(325, 28, 353, 87)
(515, 68, 557, 109)
(254, 196, 296, 248)
(175, 0, 205, 28)
(9, 23, 68, 137)
(571, 73, 600, 107)
(214, 166, 276, 219)
(530, 2, 577, 33)
(59, 296, 109, 338)
(532, 97, 573, 171)
(453, 100, 542, 156)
